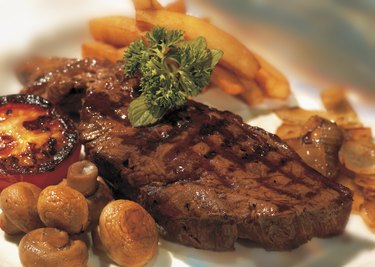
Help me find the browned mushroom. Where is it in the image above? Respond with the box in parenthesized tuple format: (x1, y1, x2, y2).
(66, 160, 98, 196)
(97, 200, 158, 267)
(0, 212, 22, 235)
(19, 227, 88, 267)
(37, 185, 89, 234)
(0, 182, 43, 234)
(87, 178, 113, 224)
(61, 160, 113, 224)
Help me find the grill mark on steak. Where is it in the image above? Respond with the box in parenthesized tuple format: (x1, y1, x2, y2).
(25, 59, 352, 251)
(77, 61, 352, 250)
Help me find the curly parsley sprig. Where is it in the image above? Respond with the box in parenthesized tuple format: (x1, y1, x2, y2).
(124, 27, 223, 127)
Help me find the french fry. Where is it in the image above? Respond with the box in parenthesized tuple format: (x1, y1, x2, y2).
(211, 66, 246, 95)
(321, 87, 354, 113)
(254, 54, 290, 100)
(89, 16, 142, 47)
(132, 0, 163, 10)
(255, 68, 290, 100)
(165, 0, 187, 13)
(81, 42, 125, 63)
(239, 79, 264, 105)
(135, 10, 260, 79)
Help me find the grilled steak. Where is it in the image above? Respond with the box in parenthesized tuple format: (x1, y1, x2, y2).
(19, 58, 112, 122)
(18, 58, 352, 251)
(76, 61, 352, 251)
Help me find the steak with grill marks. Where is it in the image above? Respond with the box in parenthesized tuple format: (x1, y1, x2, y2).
(76, 61, 352, 251)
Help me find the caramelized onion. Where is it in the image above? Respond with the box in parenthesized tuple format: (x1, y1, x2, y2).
(339, 141, 375, 175)
(360, 197, 375, 231)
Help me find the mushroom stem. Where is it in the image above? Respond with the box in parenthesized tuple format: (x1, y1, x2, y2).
(67, 160, 98, 196)
(87, 178, 113, 225)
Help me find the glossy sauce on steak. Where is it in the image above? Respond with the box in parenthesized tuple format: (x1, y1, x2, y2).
(20, 59, 353, 251)
(79, 62, 352, 251)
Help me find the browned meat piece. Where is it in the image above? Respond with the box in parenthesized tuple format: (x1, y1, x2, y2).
(16, 57, 77, 86)
(77, 62, 352, 251)
(18, 58, 112, 122)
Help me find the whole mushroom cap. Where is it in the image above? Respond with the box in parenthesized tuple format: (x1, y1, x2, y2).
(0, 182, 43, 233)
(19, 227, 88, 267)
(37, 185, 89, 234)
(99, 200, 158, 267)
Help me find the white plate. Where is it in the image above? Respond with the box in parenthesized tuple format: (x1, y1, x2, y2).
(1, 1, 375, 267)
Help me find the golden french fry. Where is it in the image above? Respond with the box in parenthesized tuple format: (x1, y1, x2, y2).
(165, 0, 187, 13)
(135, 10, 260, 79)
(275, 124, 302, 140)
(321, 87, 354, 113)
(239, 79, 264, 105)
(132, 0, 163, 10)
(81, 42, 125, 63)
(255, 68, 290, 100)
(211, 66, 246, 95)
(253, 54, 290, 100)
(254, 54, 288, 83)
(89, 16, 142, 47)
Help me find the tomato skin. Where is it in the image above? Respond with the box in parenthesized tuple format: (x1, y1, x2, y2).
(0, 145, 81, 191)
(0, 94, 80, 191)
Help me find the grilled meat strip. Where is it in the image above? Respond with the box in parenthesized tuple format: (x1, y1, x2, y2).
(78, 61, 352, 251)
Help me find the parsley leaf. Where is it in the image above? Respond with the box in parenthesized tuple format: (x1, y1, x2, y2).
(124, 27, 223, 127)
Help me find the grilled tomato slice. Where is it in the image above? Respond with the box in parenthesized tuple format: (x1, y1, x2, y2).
(0, 94, 80, 190)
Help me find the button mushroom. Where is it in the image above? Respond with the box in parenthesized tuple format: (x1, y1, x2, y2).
(66, 160, 99, 196)
(0, 212, 22, 235)
(37, 185, 89, 234)
(86, 178, 113, 225)
(19, 227, 88, 267)
(0, 182, 43, 234)
(61, 160, 113, 224)
(97, 200, 158, 267)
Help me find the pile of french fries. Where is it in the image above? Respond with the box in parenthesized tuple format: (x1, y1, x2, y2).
(81, 0, 290, 106)
(275, 87, 375, 231)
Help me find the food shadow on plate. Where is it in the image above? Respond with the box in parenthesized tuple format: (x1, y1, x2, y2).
(159, 232, 375, 267)
(237, 232, 375, 267)
(90, 240, 173, 267)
